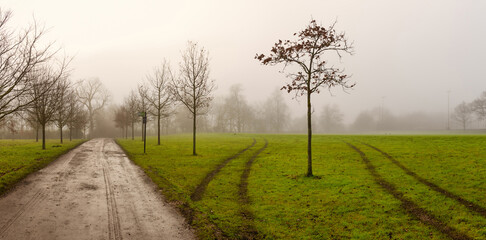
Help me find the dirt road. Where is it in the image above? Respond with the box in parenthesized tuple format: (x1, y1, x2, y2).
(0, 138, 195, 240)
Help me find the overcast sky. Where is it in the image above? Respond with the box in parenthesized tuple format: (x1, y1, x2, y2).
(3, 0, 486, 124)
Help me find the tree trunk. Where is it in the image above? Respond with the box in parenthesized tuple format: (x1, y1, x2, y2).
(131, 122, 134, 140)
(306, 85, 313, 177)
(157, 113, 161, 145)
(60, 127, 63, 144)
(89, 117, 94, 139)
(35, 126, 39, 142)
(193, 111, 197, 156)
(42, 124, 46, 150)
(69, 128, 72, 141)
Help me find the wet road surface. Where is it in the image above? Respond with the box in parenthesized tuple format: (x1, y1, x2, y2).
(0, 138, 194, 240)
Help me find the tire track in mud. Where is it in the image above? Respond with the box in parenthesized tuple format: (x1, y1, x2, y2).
(238, 139, 268, 239)
(100, 139, 123, 240)
(345, 142, 471, 240)
(191, 139, 256, 201)
(0, 189, 47, 238)
(362, 142, 486, 218)
(102, 167, 123, 240)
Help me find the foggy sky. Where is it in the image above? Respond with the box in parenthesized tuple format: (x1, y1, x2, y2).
(3, 0, 486, 125)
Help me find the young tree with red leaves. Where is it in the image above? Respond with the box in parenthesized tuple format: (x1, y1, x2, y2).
(256, 20, 354, 177)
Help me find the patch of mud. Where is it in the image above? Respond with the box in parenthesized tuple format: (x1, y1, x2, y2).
(79, 183, 98, 191)
(362, 142, 486, 218)
(20, 180, 31, 186)
(190, 139, 256, 201)
(103, 150, 124, 156)
(69, 153, 88, 167)
(345, 142, 472, 240)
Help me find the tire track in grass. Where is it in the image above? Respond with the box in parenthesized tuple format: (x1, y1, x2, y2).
(191, 138, 256, 201)
(238, 139, 268, 239)
(345, 142, 471, 240)
(362, 142, 486, 218)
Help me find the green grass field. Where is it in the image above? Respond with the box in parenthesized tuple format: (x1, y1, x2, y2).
(0, 139, 85, 195)
(117, 134, 486, 239)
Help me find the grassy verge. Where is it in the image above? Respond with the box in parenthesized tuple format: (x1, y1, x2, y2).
(346, 136, 486, 238)
(117, 134, 486, 239)
(0, 139, 85, 195)
(117, 133, 256, 238)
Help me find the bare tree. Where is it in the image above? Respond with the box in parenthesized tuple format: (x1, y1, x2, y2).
(171, 41, 215, 155)
(452, 102, 473, 130)
(77, 78, 110, 138)
(23, 110, 40, 141)
(53, 78, 72, 143)
(470, 91, 486, 127)
(137, 84, 151, 141)
(351, 110, 375, 132)
(225, 84, 252, 133)
(66, 90, 85, 141)
(28, 66, 67, 149)
(114, 105, 129, 138)
(124, 90, 139, 140)
(4, 114, 18, 139)
(211, 97, 230, 132)
(263, 89, 289, 133)
(256, 20, 354, 176)
(320, 104, 344, 133)
(146, 60, 174, 145)
(0, 9, 59, 121)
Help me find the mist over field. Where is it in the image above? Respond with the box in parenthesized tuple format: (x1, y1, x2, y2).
(1, 0, 486, 138)
(1, 2, 486, 239)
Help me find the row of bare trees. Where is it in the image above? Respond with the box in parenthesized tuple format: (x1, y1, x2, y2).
(451, 91, 486, 130)
(0, 8, 72, 149)
(115, 41, 215, 155)
(115, 19, 354, 169)
(0, 9, 111, 148)
(211, 87, 289, 133)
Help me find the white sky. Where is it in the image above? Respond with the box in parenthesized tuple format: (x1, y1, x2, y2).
(2, 0, 486, 124)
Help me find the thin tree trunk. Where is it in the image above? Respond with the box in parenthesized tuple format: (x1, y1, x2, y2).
(69, 128, 72, 141)
(89, 116, 94, 139)
(193, 86, 197, 155)
(307, 84, 313, 177)
(60, 127, 63, 144)
(193, 112, 197, 156)
(42, 124, 46, 150)
(157, 113, 161, 145)
(131, 122, 134, 140)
